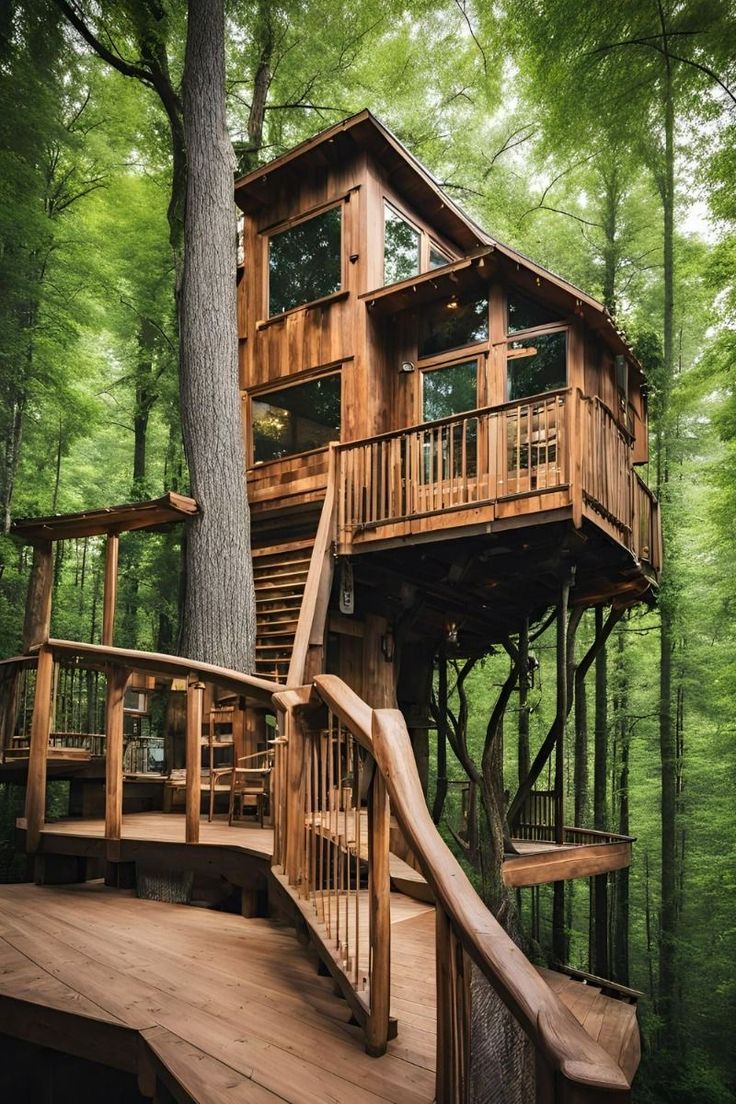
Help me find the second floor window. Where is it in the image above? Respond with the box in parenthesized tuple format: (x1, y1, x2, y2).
(422, 360, 478, 421)
(384, 203, 421, 285)
(419, 296, 489, 359)
(268, 206, 342, 317)
(507, 332, 567, 401)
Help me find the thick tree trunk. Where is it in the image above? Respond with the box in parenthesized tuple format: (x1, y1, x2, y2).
(657, 26, 677, 1039)
(179, 0, 256, 671)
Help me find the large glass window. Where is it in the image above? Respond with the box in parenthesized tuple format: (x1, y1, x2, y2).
(268, 207, 341, 317)
(419, 297, 488, 359)
(384, 203, 421, 286)
(507, 332, 566, 401)
(422, 360, 477, 422)
(252, 374, 341, 462)
(507, 292, 561, 334)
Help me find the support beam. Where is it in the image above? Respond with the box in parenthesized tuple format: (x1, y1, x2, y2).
(24, 645, 54, 852)
(185, 681, 204, 844)
(105, 666, 128, 841)
(554, 579, 570, 844)
(507, 577, 572, 830)
(22, 541, 54, 650)
(102, 533, 119, 647)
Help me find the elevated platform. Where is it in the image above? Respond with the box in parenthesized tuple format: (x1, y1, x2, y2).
(14, 812, 635, 896)
(0, 878, 639, 1103)
(24, 812, 632, 891)
(0, 881, 435, 1104)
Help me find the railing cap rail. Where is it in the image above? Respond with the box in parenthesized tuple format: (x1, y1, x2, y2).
(335, 388, 571, 450)
(39, 639, 282, 706)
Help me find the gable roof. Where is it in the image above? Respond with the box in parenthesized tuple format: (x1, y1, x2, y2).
(235, 110, 643, 376)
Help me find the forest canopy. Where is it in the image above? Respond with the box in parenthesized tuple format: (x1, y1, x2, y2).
(0, 2, 734, 1101)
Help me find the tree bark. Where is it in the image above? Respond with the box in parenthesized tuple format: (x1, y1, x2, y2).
(179, 0, 256, 671)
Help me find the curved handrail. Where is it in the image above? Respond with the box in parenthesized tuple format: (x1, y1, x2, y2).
(42, 638, 282, 705)
(311, 674, 630, 1094)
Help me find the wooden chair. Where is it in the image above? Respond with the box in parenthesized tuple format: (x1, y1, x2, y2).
(225, 747, 273, 827)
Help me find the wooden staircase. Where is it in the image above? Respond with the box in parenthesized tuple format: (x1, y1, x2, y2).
(254, 539, 313, 681)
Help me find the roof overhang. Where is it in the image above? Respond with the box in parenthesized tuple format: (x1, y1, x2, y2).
(11, 492, 199, 543)
(360, 247, 494, 317)
(235, 109, 646, 382)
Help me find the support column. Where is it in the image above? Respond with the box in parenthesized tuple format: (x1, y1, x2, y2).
(185, 680, 204, 844)
(24, 644, 54, 852)
(102, 533, 119, 647)
(105, 666, 128, 841)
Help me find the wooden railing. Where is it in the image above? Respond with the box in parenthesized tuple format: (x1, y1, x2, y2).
(514, 790, 635, 848)
(10, 639, 281, 851)
(337, 390, 569, 544)
(335, 388, 661, 575)
(1, 655, 107, 760)
(271, 679, 391, 1055)
(274, 674, 634, 1101)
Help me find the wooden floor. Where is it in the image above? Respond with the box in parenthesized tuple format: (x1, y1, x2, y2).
(39, 811, 275, 860)
(0, 881, 437, 1104)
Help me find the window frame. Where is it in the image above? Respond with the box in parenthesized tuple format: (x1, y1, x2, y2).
(382, 199, 422, 287)
(264, 199, 345, 321)
(503, 322, 569, 403)
(247, 368, 343, 467)
(381, 194, 457, 287)
(418, 353, 483, 425)
(416, 294, 491, 363)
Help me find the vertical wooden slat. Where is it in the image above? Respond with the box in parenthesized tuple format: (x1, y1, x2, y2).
(366, 766, 390, 1057)
(105, 665, 129, 842)
(185, 680, 204, 844)
(24, 645, 54, 852)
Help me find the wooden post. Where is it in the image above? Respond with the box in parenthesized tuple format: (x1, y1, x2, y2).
(185, 680, 204, 844)
(102, 532, 119, 647)
(366, 768, 390, 1057)
(435, 904, 453, 1104)
(24, 644, 54, 852)
(105, 666, 128, 841)
(284, 707, 305, 884)
(554, 578, 570, 845)
(22, 541, 54, 650)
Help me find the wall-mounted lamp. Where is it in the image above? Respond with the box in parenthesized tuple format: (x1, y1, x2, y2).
(445, 621, 459, 647)
(399, 360, 415, 374)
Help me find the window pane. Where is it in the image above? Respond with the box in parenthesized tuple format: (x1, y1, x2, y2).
(429, 245, 450, 269)
(252, 375, 341, 462)
(507, 292, 561, 334)
(422, 361, 477, 422)
(507, 332, 566, 401)
(419, 297, 488, 358)
(269, 207, 341, 316)
(384, 204, 420, 285)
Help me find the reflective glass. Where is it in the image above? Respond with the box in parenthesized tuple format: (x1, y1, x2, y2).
(507, 332, 566, 400)
(384, 204, 421, 285)
(418, 297, 488, 358)
(252, 375, 341, 462)
(269, 207, 341, 316)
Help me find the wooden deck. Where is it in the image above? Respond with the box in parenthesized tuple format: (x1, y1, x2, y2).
(27, 813, 631, 891)
(0, 881, 436, 1104)
(0, 876, 639, 1103)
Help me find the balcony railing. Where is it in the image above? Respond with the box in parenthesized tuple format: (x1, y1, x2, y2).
(336, 388, 661, 573)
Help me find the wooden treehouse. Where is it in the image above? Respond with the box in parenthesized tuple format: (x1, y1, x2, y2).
(0, 112, 658, 1103)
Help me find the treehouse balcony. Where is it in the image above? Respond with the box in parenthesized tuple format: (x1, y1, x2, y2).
(335, 387, 661, 580)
